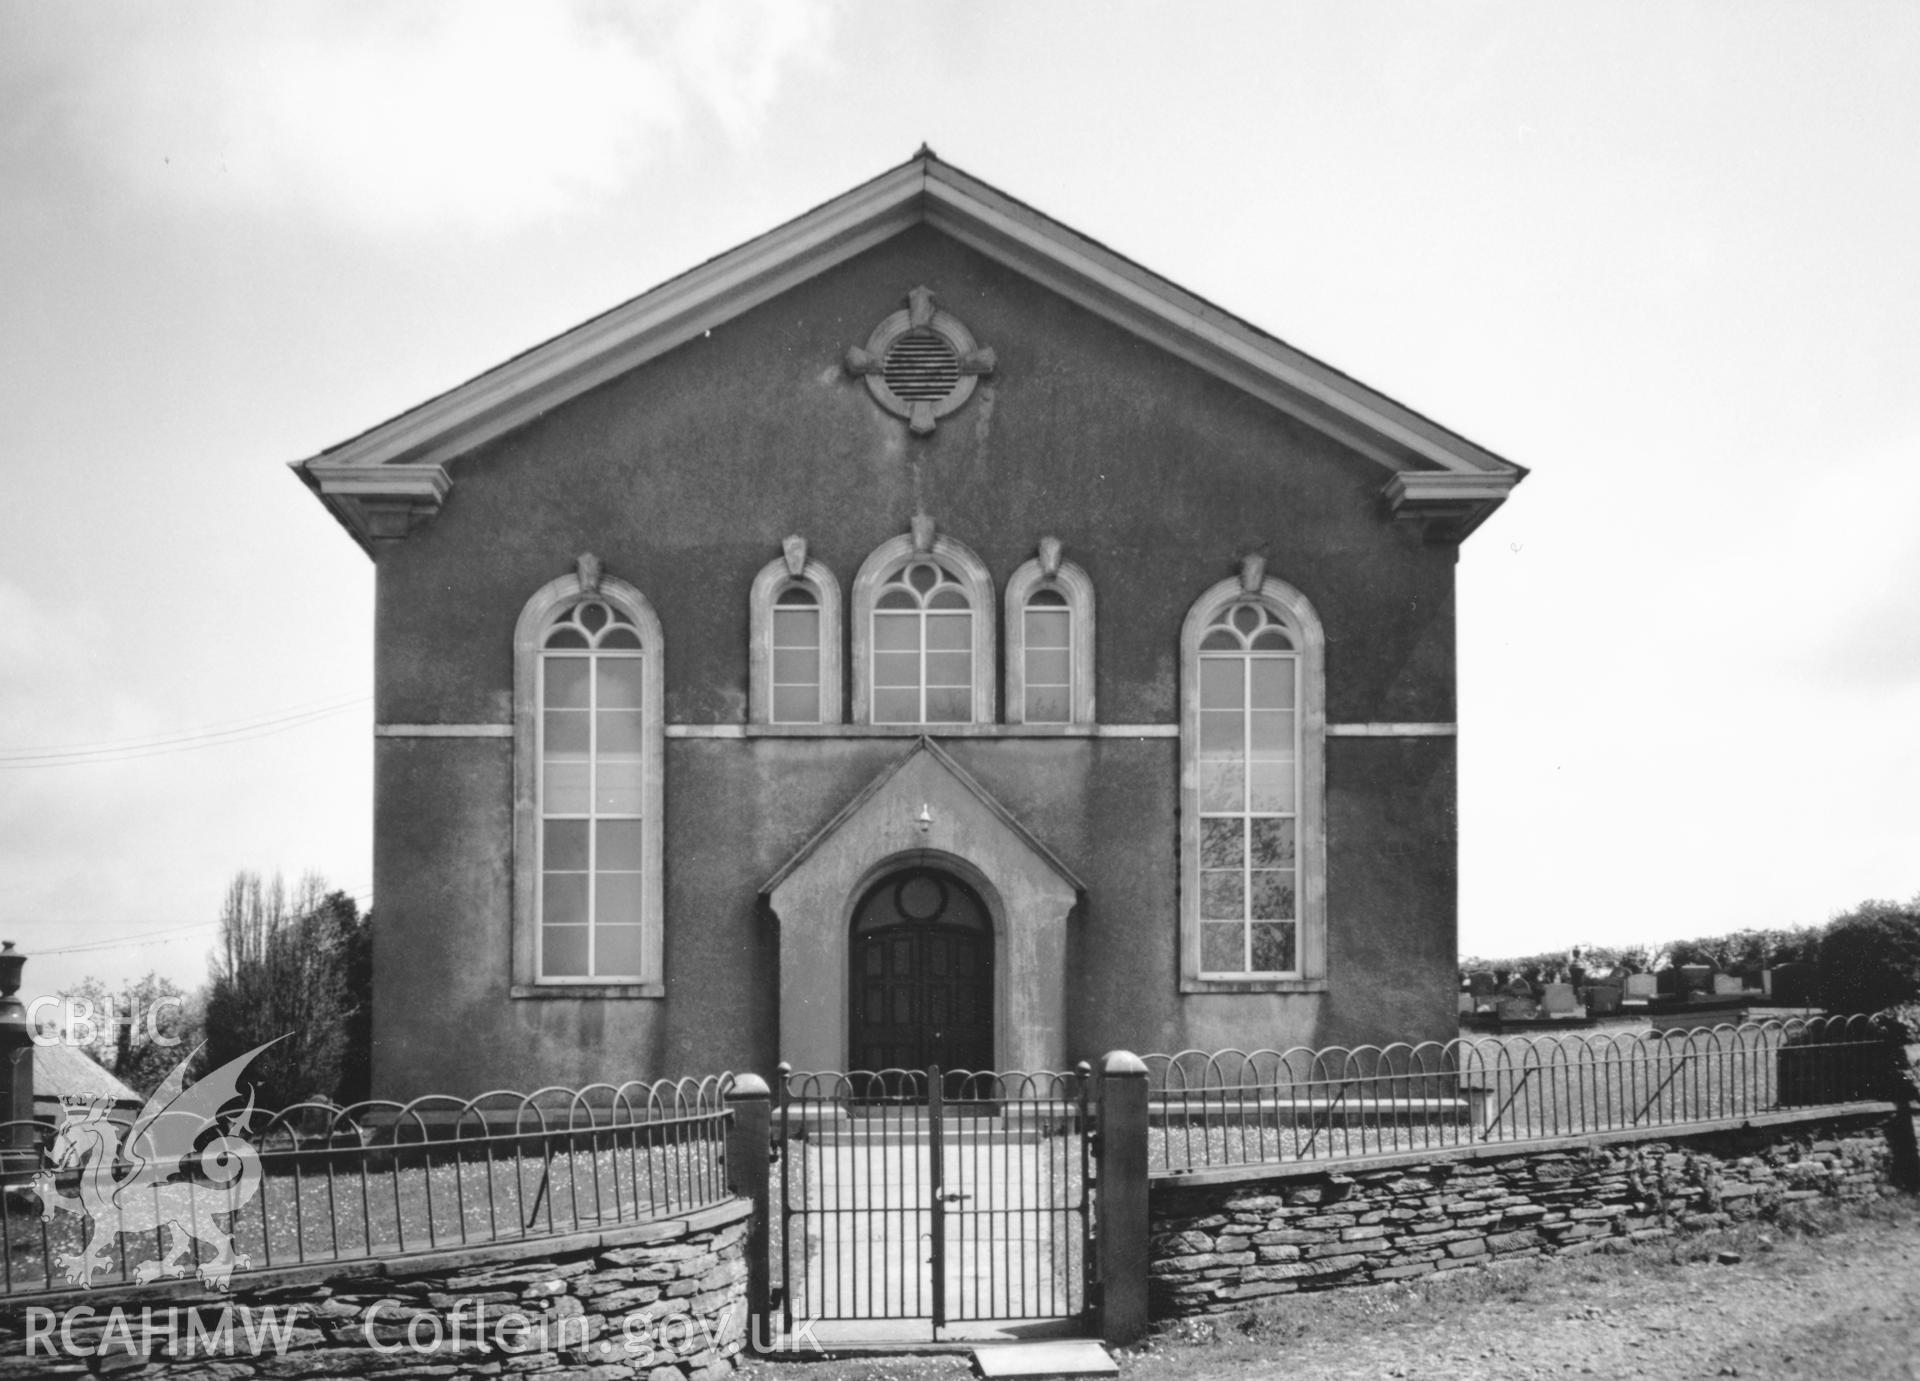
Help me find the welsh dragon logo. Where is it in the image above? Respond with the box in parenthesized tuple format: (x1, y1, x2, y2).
(31, 1037, 283, 1289)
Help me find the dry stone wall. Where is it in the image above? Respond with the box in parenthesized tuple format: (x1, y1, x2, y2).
(0, 1199, 751, 1380)
(1148, 1114, 1903, 1318)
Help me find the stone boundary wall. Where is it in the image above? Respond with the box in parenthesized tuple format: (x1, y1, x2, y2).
(1148, 1112, 1908, 1319)
(0, 1198, 752, 1380)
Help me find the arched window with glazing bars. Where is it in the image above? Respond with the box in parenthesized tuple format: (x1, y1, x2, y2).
(1180, 573, 1325, 991)
(749, 548, 843, 725)
(513, 568, 664, 995)
(851, 532, 995, 726)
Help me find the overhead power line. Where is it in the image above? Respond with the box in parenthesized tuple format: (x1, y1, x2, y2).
(29, 883, 375, 957)
(0, 694, 370, 769)
(0, 691, 368, 756)
(36, 921, 219, 956)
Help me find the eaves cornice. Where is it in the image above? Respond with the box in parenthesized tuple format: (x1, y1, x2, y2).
(1382, 470, 1524, 543)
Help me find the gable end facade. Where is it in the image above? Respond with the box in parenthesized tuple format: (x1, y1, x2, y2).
(311, 158, 1515, 1097)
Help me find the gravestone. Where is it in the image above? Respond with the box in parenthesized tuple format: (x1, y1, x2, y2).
(1540, 983, 1582, 1017)
(1623, 973, 1658, 1002)
(1769, 962, 1814, 1006)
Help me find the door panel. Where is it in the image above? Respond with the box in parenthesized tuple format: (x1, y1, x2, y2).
(849, 869, 993, 1075)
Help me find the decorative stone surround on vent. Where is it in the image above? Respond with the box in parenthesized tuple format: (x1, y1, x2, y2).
(845, 286, 996, 435)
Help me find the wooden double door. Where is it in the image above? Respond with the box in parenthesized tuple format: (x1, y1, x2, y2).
(849, 867, 993, 1074)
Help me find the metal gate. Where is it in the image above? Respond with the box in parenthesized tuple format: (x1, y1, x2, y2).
(776, 1064, 1093, 1338)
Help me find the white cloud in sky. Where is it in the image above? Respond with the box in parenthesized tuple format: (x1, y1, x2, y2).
(0, 580, 112, 730)
(6, 0, 838, 235)
(0, 579, 61, 670)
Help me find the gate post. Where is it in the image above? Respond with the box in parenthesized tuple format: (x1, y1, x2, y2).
(1879, 1017, 1920, 1190)
(725, 1073, 773, 1336)
(1096, 1051, 1150, 1346)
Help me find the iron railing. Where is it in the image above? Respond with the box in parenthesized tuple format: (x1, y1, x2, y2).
(1145, 1016, 1892, 1174)
(0, 1074, 734, 1297)
(777, 1066, 1090, 1329)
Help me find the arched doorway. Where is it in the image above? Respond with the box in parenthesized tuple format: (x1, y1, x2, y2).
(848, 866, 994, 1072)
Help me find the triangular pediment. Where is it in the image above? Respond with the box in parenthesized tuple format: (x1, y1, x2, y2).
(762, 736, 1082, 1072)
(762, 737, 1083, 901)
(295, 150, 1523, 552)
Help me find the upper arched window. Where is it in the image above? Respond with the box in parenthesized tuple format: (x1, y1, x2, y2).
(749, 548, 843, 725)
(851, 531, 995, 726)
(1180, 572, 1325, 992)
(512, 564, 664, 996)
(1004, 545, 1095, 726)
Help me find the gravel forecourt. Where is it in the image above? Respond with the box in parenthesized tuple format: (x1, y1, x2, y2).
(1125, 1202, 1920, 1381)
(742, 1198, 1920, 1381)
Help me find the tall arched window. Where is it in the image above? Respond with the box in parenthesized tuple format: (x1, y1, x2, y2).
(513, 566, 663, 996)
(851, 532, 995, 725)
(749, 549, 843, 725)
(1180, 573, 1325, 991)
(1004, 546, 1095, 725)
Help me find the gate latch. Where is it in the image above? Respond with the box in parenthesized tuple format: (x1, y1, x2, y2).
(939, 1192, 971, 1204)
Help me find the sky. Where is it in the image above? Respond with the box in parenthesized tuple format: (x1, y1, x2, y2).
(2, 2, 1917, 1004)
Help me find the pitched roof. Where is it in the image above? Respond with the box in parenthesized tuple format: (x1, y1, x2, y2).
(32, 1041, 143, 1109)
(296, 149, 1523, 551)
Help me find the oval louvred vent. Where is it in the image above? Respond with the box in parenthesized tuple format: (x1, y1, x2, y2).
(883, 328, 961, 402)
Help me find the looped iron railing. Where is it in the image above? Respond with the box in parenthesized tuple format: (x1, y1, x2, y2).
(779, 1065, 1088, 1110)
(1145, 1016, 1889, 1173)
(0, 1073, 735, 1298)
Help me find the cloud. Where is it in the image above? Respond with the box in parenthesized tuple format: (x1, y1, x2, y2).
(0, 580, 108, 690)
(3, 0, 838, 235)
(1761, 430, 1920, 690)
(0, 580, 59, 672)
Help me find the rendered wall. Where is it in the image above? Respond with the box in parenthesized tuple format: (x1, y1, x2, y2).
(367, 225, 1460, 1097)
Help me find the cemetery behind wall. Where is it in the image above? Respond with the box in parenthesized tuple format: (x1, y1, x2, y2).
(1146, 1109, 1913, 1318)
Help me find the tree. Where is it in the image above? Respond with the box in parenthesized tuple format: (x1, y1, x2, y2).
(1817, 896, 1920, 1017)
(1663, 927, 1821, 972)
(337, 899, 374, 1106)
(54, 972, 200, 1098)
(203, 872, 372, 1110)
